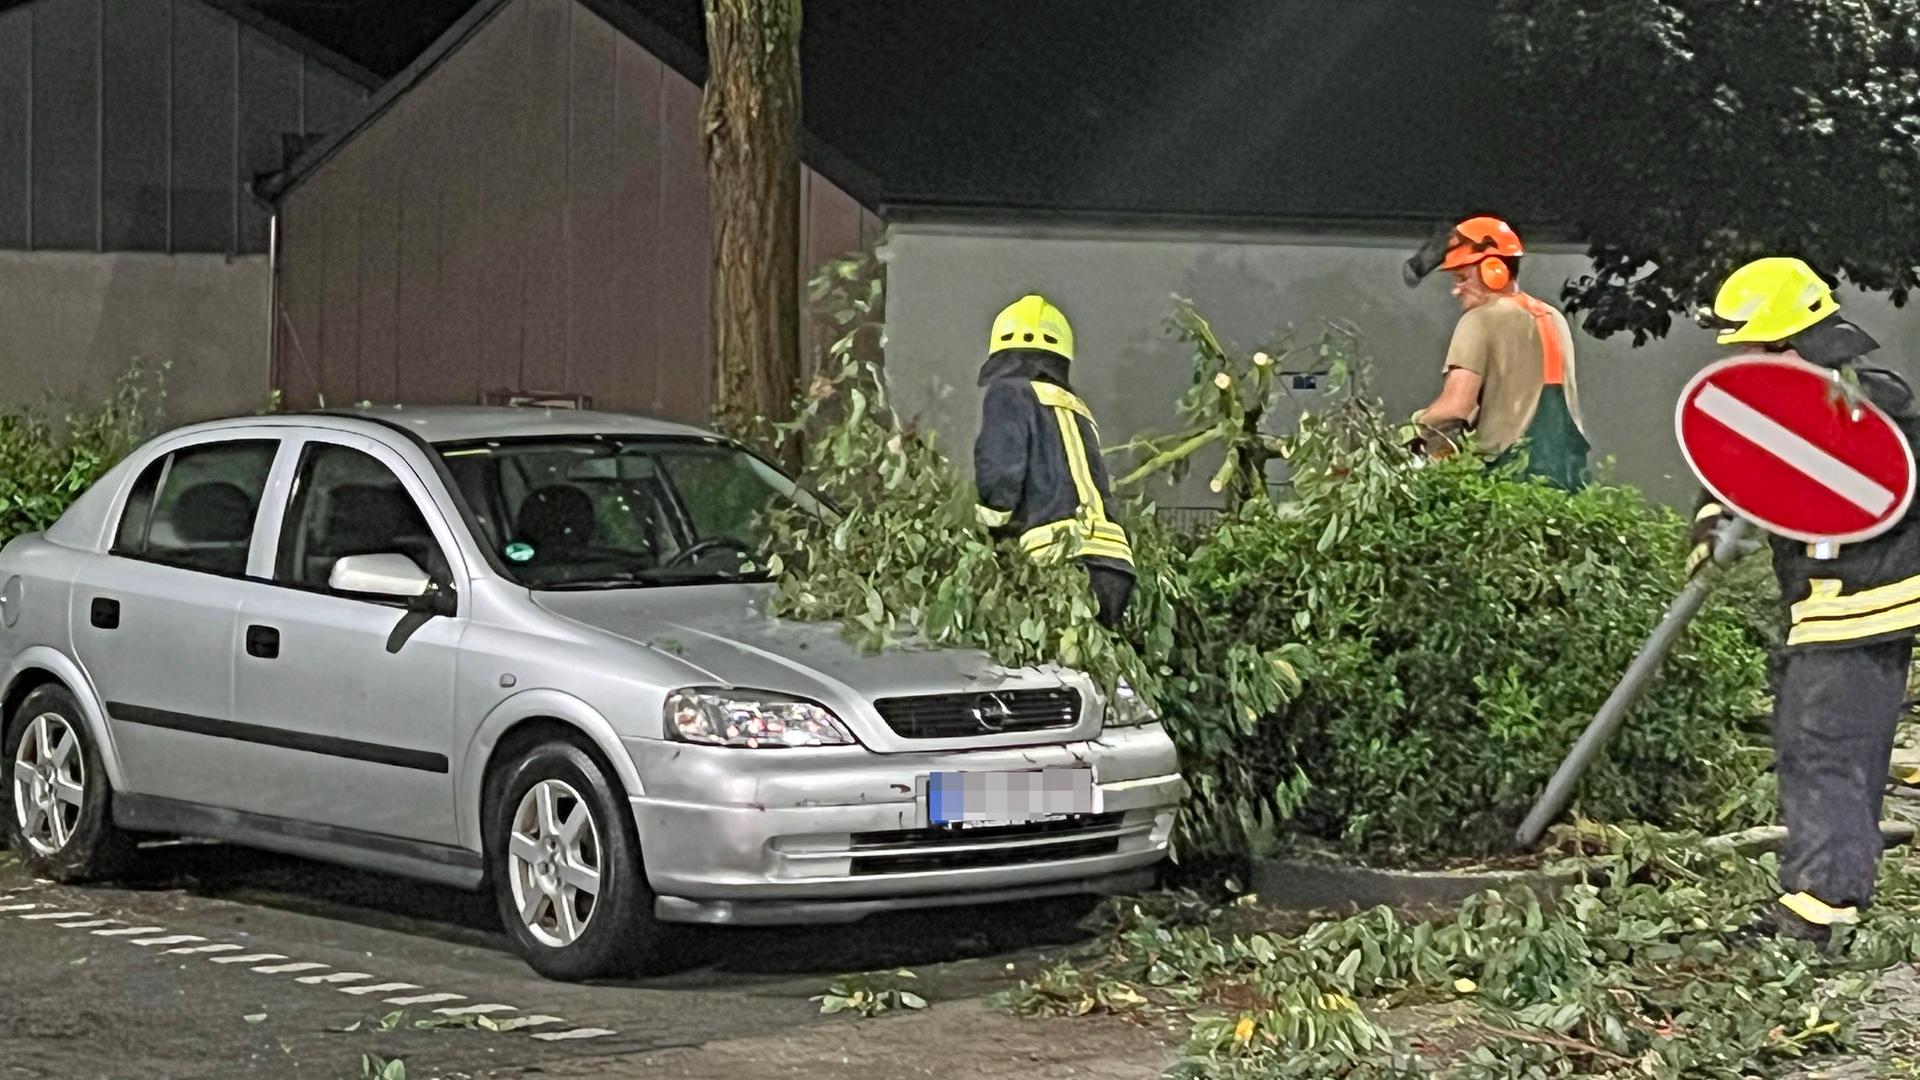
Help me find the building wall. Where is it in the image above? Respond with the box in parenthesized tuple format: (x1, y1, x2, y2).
(879, 223, 1920, 508)
(272, 0, 882, 422)
(0, 250, 270, 421)
(0, 0, 373, 255)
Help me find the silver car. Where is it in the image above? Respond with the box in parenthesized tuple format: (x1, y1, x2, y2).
(0, 406, 1183, 979)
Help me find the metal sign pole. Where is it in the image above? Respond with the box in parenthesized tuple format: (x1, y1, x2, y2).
(1514, 517, 1753, 849)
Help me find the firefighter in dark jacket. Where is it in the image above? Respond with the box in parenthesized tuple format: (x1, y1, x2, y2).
(973, 294, 1136, 629)
(1690, 257, 1920, 948)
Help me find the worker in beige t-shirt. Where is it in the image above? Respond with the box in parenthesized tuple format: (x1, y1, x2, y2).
(1400, 215, 1591, 491)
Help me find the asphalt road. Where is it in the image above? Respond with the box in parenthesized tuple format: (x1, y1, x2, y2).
(0, 842, 1175, 1080)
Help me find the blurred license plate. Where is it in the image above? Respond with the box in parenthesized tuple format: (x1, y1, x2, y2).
(926, 767, 1095, 828)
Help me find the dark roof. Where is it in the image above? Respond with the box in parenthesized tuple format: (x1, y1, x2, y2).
(190, 0, 384, 89)
(809, 0, 1541, 226)
(257, 0, 1555, 228)
(231, 0, 472, 83)
(632, 0, 1546, 227)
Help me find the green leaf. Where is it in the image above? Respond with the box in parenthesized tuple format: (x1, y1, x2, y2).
(1315, 516, 1340, 553)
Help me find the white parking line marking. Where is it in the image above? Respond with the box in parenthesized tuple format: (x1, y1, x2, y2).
(338, 983, 420, 996)
(19, 907, 627, 1041)
(493, 1016, 566, 1032)
(433, 1004, 516, 1017)
(384, 993, 464, 1006)
(533, 1028, 617, 1041)
(296, 972, 371, 985)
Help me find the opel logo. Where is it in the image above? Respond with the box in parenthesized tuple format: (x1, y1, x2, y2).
(970, 693, 1013, 732)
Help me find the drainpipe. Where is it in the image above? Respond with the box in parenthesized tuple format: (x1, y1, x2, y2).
(266, 211, 280, 411)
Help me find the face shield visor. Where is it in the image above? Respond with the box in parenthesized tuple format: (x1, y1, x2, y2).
(1403, 222, 1458, 288)
(1404, 217, 1523, 288)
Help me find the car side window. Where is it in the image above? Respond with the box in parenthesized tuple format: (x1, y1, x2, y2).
(276, 443, 450, 592)
(110, 440, 278, 576)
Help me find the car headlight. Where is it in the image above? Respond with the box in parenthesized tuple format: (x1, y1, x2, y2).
(1104, 678, 1159, 728)
(665, 688, 858, 748)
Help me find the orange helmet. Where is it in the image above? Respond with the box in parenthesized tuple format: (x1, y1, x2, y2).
(1404, 215, 1526, 289)
(1439, 216, 1525, 270)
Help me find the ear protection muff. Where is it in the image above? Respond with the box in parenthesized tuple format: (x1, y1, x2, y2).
(1477, 256, 1511, 292)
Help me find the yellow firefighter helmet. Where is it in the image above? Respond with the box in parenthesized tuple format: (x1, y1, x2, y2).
(987, 294, 1075, 362)
(1713, 257, 1841, 345)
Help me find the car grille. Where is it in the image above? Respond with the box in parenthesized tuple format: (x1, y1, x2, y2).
(872, 688, 1081, 739)
(845, 811, 1132, 876)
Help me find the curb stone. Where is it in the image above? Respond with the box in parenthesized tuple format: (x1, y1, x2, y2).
(1249, 821, 1917, 913)
(1247, 857, 1583, 914)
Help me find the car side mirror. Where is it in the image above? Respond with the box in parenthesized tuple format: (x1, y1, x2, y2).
(329, 553, 433, 599)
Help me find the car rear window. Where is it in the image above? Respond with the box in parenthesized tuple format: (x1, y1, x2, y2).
(112, 440, 278, 576)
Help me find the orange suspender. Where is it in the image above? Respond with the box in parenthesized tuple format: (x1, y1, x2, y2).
(1513, 293, 1567, 386)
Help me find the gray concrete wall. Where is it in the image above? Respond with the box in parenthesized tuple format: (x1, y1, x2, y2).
(0, 251, 270, 424)
(879, 223, 1920, 509)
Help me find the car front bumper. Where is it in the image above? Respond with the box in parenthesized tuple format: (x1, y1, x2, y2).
(622, 725, 1184, 926)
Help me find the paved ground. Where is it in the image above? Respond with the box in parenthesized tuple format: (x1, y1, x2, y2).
(0, 842, 1177, 1080)
(30, 825, 1920, 1079)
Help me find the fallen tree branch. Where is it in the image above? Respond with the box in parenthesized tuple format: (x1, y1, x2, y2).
(1461, 1019, 1634, 1065)
(1114, 427, 1225, 488)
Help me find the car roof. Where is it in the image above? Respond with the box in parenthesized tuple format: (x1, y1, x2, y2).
(41, 405, 740, 555)
(180, 404, 725, 445)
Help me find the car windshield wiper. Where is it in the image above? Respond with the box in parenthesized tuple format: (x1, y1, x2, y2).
(634, 566, 772, 586)
(536, 572, 665, 591)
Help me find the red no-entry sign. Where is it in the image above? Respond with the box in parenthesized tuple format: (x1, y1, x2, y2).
(1676, 354, 1916, 544)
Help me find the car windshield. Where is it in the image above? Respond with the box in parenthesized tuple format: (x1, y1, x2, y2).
(436, 436, 826, 589)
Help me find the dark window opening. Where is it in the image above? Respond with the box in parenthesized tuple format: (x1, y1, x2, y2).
(276, 443, 450, 593)
(111, 440, 278, 576)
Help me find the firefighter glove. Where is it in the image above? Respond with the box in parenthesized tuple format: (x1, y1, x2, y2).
(1687, 501, 1734, 578)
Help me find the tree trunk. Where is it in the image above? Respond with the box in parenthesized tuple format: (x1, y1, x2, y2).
(700, 0, 802, 446)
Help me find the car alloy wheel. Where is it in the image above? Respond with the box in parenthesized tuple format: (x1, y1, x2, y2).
(506, 778, 603, 948)
(11, 712, 84, 856)
(486, 736, 664, 979)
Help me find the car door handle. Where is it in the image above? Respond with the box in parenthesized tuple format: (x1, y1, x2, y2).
(245, 624, 280, 660)
(90, 597, 119, 630)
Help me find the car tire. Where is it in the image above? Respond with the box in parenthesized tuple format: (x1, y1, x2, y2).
(3, 684, 135, 882)
(484, 735, 662, 981)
